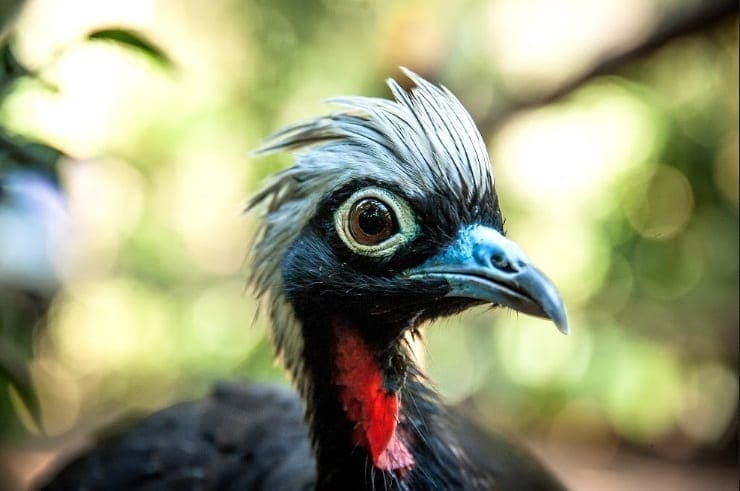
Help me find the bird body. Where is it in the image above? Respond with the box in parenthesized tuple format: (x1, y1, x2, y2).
(39, 70, 567, 490)
(42, 381, 564, 490)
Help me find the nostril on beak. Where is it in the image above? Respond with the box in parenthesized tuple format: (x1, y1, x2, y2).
(471, 233, 525, 274)
(491, 252, 507, 269)
(490, 251, 525, 274)
(492, 252, 520, 274)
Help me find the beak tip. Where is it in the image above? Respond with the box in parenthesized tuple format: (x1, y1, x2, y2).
(548, 304, 568, 335)
(537, 288, 568, 335)
(556, 318, 569, 335)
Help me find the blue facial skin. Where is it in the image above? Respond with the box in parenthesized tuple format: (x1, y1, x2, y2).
(406, 225, 568, 334)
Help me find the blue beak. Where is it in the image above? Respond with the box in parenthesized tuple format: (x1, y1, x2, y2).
(406, 225, 568, 334)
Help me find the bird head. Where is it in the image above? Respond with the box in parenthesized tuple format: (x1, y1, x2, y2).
(249, 69, 567, 384)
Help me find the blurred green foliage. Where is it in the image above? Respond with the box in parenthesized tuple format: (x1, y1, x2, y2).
(0, 0, 736, 482)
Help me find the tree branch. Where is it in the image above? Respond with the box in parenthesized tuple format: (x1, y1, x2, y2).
(479, 0, 738, 134)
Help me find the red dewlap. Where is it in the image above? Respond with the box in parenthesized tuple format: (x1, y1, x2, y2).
(334, 325, 415, 473)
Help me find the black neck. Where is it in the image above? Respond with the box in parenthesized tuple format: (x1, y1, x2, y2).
(295, 312, 478, 490)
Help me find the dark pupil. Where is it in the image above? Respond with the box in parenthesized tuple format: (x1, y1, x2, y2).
(350, 198, 396, 245)
(359, 202, 390, 235)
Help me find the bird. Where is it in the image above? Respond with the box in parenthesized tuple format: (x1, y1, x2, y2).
(38, 69, 568, 490)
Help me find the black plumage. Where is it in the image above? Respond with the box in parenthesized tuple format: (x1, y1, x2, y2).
(42, 382, 563, 490)
(42, 383, 315, 490)
(38, 70, 568, 490)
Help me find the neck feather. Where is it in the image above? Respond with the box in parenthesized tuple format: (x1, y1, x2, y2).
(334, 323, 415, 473)
(293, 312, 477, 490)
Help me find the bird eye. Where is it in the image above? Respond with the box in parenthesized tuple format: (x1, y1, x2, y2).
(335, 187, 418, 257)
(349, 198, 397, 245)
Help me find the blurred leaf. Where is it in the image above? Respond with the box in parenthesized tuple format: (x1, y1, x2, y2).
(87, 28, 173, 69)
(0, 38, 59, 98)
(0, 42, 27, 96)
(1, 42, 26, 79)
(0, 337, 42, 431)
(0, 127, 63, 181)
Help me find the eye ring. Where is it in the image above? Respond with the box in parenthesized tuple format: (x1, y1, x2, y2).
(335, 187, 418, 257)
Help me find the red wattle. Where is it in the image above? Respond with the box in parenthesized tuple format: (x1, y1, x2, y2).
(334, 325, 415, 472)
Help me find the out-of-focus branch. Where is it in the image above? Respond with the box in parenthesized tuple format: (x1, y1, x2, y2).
(479, 0, 738, 133)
